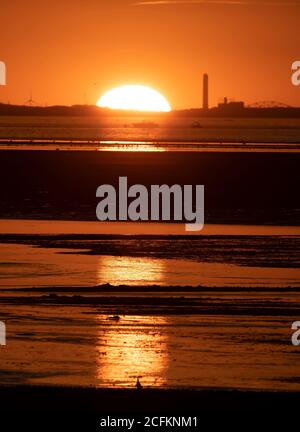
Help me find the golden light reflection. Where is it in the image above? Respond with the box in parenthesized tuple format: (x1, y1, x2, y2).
(96, 315, 169, 387)
(97, 256, 164, 286)
(97, 143, 165, 152)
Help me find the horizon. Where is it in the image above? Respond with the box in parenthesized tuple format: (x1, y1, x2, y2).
(1, 99, 300, 111)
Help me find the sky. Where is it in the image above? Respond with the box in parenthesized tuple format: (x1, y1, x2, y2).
(0, 0, 300, 109)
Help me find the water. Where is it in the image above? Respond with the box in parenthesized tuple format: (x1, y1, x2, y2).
(0, 219, 299, 389)
(1, 116, 300, 143)
(0, 308, 298, 390)
(0, 220, 299, 288)
(0, 151, 299, 390)
(1, 139, 299, 153)
(0, 219, 298, 235)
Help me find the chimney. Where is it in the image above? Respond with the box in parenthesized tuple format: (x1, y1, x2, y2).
(202, 73, 208, 110)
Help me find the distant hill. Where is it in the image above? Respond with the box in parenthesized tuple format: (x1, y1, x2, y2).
(0, 103, 300, 118)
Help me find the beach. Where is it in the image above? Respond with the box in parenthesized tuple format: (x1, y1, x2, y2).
(0, 145, 299, 224)
(0, 124, 299, 419)
(0, 218, 299, 391)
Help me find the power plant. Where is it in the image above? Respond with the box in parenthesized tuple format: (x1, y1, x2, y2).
(202, 73, 245, 114)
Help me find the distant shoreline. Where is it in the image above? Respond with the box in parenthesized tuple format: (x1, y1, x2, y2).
(1, 138, 300, 150)
(1, 103, 300, 118)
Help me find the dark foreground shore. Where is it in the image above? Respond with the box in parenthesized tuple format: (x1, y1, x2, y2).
(1, 385, 299, 413)
(1, 386, 299, 430)
(0, 149, 299, 224)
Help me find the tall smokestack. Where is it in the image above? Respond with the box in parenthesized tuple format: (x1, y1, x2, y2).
(202, 73, 208, 110)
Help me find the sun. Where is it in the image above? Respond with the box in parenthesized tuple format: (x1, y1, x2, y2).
(97, 85, 171, 112)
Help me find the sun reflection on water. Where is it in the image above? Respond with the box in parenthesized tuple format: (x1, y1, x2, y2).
(96, 316, 168, 388)
(98, 143, 165, 152)
(97, 255, 165, 286)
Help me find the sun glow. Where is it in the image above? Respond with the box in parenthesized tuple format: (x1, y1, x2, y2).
(97, 85, 171, 112)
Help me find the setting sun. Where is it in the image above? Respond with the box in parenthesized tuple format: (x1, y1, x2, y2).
(97, 85, 171, 112)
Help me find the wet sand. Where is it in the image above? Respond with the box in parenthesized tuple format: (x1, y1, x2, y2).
(0, 149, 299, 224)
(0, 222, 299, 391)
(0, 147, 299, 418)
(0, 227, 299, 288)
(1, 285, 299, 391)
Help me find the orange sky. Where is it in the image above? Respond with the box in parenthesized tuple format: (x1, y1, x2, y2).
(0, 0, 300, 109)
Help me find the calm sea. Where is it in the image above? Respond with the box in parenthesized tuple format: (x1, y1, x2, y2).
(1, 115, 300, 143)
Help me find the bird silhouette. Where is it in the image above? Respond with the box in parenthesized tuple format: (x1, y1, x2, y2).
(135, 378, 143, 389)
(108, 315, 120, 322)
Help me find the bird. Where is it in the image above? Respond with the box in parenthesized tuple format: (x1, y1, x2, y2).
(108, 315, 120, 322)
(135, 378, 143, 389)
